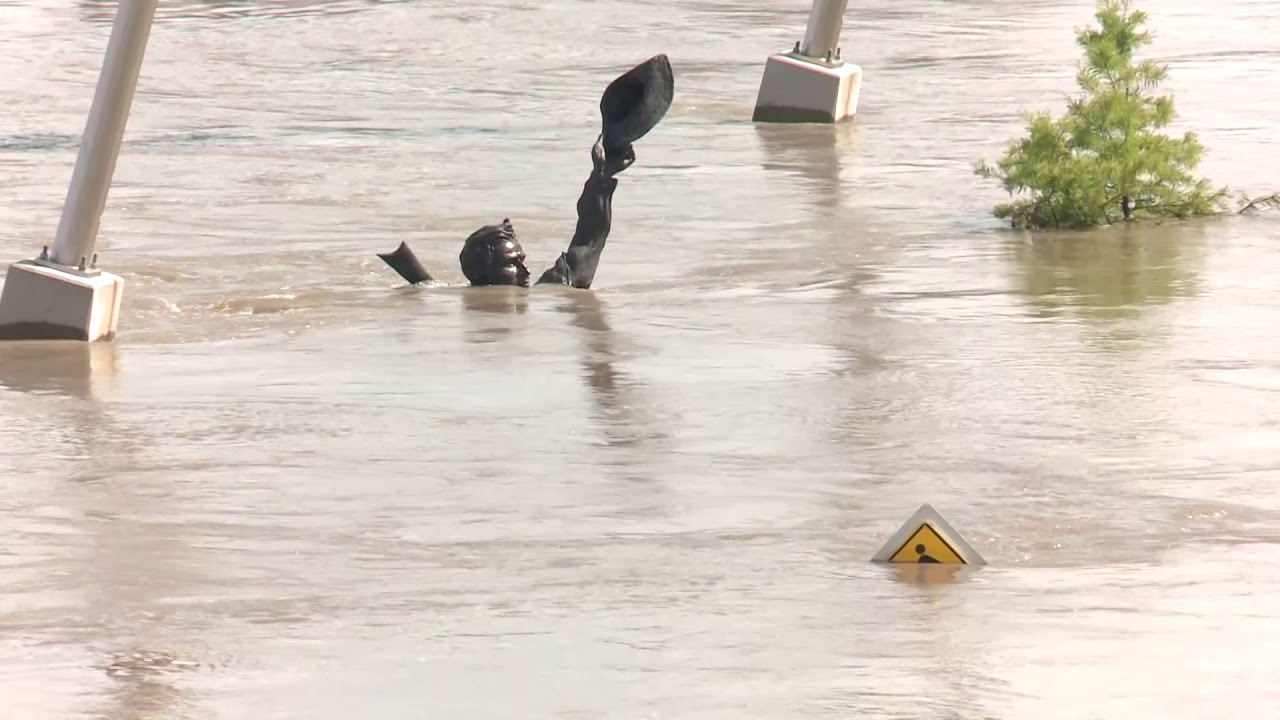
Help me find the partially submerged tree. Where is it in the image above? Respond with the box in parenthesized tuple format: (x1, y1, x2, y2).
(975, 0, 1230, 229)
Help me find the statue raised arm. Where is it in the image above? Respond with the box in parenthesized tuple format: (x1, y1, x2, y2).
(377, 54, 673, 291)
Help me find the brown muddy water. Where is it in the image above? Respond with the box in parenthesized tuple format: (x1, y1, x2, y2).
(2, 0, 1279, 718)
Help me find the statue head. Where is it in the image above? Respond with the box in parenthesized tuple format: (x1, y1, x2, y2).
(458, 218, 530, 287)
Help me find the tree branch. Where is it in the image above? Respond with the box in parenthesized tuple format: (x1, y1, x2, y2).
(1238, 192, 1280, 214)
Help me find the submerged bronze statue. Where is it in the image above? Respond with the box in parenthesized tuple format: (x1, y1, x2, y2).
(377, 54, 674, 290)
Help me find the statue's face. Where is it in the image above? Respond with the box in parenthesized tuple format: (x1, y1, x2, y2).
(459, 219, 530, 287)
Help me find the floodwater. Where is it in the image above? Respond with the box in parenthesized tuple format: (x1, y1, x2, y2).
(2, 0, 1279, 717)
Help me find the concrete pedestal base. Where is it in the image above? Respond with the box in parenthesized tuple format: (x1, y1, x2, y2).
(752, 52, 863, 123)
(0, 260, 124, 341)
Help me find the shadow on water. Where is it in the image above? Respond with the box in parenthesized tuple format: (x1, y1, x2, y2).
(753, 121, 860, 215)
(0, 340, 120, 399)
(0, 341, 124, 501)
(460, 285, 529, 316)
(749, 120, 891, 294)
(553, 289, 674, 521)
(1006, 219, 1209, 325)
(458, 286, 530, 353)
(555, 290, 654, 450)
(882, 562, 976, 587)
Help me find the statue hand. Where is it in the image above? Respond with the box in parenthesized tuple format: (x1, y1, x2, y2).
(591, 137, 606, 171)
(607, 144, 635, 175)
(592, 136, 635, 177)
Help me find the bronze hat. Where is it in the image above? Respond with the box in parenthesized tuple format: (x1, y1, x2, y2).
(599, 53, 674, 158)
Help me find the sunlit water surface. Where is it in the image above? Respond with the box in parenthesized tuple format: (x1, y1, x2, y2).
(2, 0, 1279, 718)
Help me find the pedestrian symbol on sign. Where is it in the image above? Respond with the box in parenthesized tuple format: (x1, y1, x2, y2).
(914, 544, 940, 563)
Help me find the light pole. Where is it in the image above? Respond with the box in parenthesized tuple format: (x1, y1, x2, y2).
(0, 0, 158, 341)
(753, 0, 863, 123)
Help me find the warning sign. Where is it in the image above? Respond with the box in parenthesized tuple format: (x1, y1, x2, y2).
(870, 504, 985, 566)
(887, 523, 965, 564)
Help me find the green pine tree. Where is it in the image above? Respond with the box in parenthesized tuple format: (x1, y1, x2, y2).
(974, 0, 1229, 229)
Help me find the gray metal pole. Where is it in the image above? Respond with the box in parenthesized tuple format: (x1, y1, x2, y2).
(49, 0, 158, 268)
(799, 0, 849, 60)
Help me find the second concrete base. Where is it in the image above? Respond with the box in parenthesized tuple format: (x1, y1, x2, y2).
(752, 53, 863, 123)
(0, 260, 124, 341)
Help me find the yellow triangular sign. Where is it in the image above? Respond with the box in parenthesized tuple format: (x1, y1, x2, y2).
(870, 504, 985, 565)
(887, 522, 966, 564)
